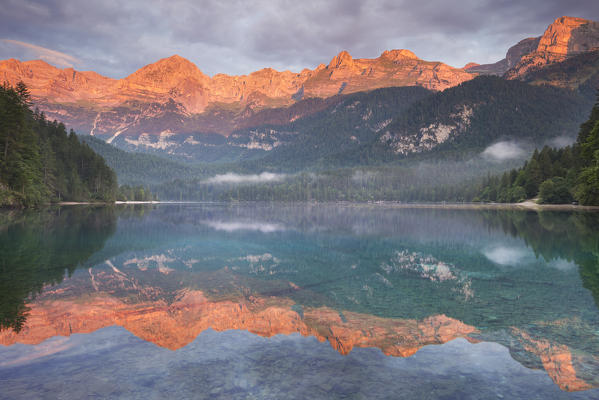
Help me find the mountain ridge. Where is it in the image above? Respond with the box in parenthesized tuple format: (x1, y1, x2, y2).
(1, 48, 473, 112)
(0, 48, 475, 147)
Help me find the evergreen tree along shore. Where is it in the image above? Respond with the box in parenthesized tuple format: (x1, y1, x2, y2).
(0, 82, 121, 207)
(476, 94, 599, 205)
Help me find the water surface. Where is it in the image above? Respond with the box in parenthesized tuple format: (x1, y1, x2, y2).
(1, 204, 598, 399)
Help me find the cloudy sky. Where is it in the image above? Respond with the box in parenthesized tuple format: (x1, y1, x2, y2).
(0, 0, 597, 78)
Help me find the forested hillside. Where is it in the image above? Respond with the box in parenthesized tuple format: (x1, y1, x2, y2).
(81, 135, 200, 185)
(230, 86, 433, 170)
(477, 94, 599, 205)
(369, 76, 592, 161)
(0, 83, 118, 206)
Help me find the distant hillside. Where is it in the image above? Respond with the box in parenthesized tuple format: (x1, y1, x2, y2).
(226, 77, 593, 171)
(147, 76, 596, 202)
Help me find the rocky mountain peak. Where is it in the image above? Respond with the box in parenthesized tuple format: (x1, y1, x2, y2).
(328, 50, 354, 69)
(381, 49, 419, 61)
(462, 62, 480, 70)
(536, 16, 599, 56)
(124, 54, 208, 86)
(505, 37, 541, 68)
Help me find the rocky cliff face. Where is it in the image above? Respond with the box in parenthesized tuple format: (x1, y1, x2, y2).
(505, 17, 599, 79)
(0, 50, 473, 145)
(465, 16, 599, 78)
(0, 58, 117, 103)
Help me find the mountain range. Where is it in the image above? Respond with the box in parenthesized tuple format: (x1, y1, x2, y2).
(0, 17, 596, 156)
(0, 48, 473, 143)
(1, 16, 599, 198)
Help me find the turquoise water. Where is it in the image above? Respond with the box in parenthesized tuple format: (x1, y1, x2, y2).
(1, 204, 598, 399)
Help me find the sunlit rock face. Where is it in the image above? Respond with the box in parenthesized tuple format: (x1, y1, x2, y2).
(0, 50, 473, 142)
(0, 59, 117, 103)
(465, 17, 599, 78)
(506, 17, 599, 79)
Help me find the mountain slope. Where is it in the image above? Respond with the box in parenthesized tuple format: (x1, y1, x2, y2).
(374, 76, 592, 160)
(80, 135, 201, 185)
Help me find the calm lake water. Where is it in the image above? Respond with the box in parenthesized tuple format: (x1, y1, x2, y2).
(1, 203, 599, 399)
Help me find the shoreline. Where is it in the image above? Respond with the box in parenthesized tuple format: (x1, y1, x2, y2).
(58, 201, 164, 206)
(51, 200, 599, 211)
(335, 201, 599, 211)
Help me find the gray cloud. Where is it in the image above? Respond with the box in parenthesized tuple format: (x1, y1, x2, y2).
(1, 39, 79, 67)
(0, 0, 597, 77)
(202, 172, 287, 184)
(548, 135, 576, 148)
(482, 141, 526, 161)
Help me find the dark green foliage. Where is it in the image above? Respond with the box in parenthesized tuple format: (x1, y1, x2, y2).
(538, 177, 573, 204)
(0, 83, 118, 206)
(574, 99, 599, 205)
(575, 154, 599, 205)
(117, 184, 156, 201)
(478, 94, 599, 205)
(81, 135, 200, 185)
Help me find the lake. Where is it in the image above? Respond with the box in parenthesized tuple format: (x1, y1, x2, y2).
(1, 203, 598, 399)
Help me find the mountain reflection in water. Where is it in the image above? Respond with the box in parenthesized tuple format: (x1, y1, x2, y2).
(1, 204, 598, 395)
